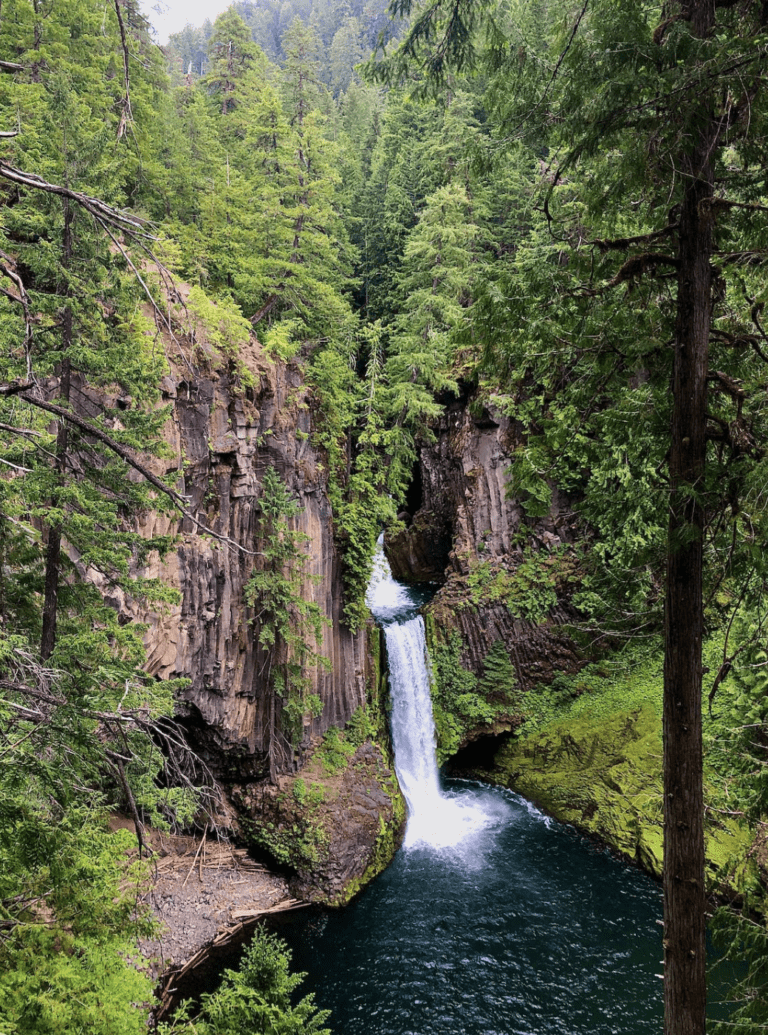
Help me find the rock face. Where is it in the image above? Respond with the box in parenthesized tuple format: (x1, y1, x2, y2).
(233, 741, 405, 907)
(102, 322, 406, 903)
(124, 336, 374, 785)
(387, 393, 583, 692)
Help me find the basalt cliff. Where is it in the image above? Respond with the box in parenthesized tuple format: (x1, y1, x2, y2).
(387, 391, 748, 881)
(84, 319, 403, 906)
(386, 392, 583, 697)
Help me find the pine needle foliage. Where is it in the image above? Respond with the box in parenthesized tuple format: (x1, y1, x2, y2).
(159, 926, 331, 1035)
(245, 466, 329, 752)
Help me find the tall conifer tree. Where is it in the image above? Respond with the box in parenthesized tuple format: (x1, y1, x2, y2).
(369, 1, 768, 1031)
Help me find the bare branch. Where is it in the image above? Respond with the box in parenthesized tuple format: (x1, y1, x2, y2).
(250, 294, 279, 324)
(0, 161, 154, 239)
(0, 380, 34, 396)
(606, 251, 680, 288)
(0, 249, 34, 378)
(112, 0, 134, 140)
(591, 222, 679, 253)
(711, 198, 768, 216)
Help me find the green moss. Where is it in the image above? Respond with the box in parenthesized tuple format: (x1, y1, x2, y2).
(317, 726, 356, 775)
(367, 623, 392, 753)
(425, 618, 521, 764)
(482, 697, 751, 884)
(244, 808, 330, 869)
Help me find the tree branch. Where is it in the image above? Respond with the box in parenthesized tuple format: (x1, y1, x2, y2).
(0, 161, 154, 239)
(0, 249, 34, 378)
(591, 223, 679, 253)
(606, 251, 680, 288)
(9, 389, 260, 556)
(112, 0, 134, 141)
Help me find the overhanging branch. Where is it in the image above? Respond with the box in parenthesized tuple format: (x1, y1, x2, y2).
(7, 389, 260, 556)
(0, 161, 154, 239)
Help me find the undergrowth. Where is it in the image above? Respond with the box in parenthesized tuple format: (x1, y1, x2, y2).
(426, 623, 521, 764)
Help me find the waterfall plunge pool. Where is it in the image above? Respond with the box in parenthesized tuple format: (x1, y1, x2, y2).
(268, 540, 734, 1034)
(275, 779, 669, 1035)
(270, 542, 666, 1034)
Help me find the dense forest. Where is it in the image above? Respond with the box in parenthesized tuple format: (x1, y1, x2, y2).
(1, 0, 767, 1031)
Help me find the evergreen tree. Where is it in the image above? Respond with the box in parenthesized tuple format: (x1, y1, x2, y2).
(371, 1, 768, 1031)
(159, 926, 331, 1034)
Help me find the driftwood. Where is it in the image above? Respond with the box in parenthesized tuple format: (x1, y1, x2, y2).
(154, 897, 309, 1022)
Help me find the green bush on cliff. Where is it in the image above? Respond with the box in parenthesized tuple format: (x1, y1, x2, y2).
(462, 547, 577, 622)
(245, 809, 329, 868)
(428, 631, 520, 764)
(318, 726, 356, 774)
(345, 705, 379, 747)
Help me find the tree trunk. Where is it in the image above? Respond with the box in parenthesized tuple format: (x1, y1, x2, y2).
(663, 4, 717, 1031)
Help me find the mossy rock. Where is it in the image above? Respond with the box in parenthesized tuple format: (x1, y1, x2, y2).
(234, 739, 405, 907)
(478, 704, 750, 883)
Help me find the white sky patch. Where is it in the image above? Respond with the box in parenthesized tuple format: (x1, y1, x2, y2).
(139, 0, 232, 45)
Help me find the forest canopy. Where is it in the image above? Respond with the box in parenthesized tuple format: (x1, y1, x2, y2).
(1, 0, 768, 1030)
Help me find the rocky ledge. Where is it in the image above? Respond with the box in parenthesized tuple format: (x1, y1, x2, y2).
(233, 740, 406, 907)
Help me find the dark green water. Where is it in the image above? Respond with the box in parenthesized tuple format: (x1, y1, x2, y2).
(276, 780, 665, 1035)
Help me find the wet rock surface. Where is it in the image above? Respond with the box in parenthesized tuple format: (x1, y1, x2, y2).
(233, 741, 406, 907)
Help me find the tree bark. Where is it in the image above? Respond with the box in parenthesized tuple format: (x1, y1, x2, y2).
(663, 3, 717, 1031)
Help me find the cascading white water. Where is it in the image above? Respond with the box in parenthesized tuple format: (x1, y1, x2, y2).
(367, 537, 501, 851)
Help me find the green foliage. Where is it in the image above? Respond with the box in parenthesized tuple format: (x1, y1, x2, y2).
(186, 287, 257, 388)
(0, 925, 154, 1035)
(308, 324, 398, 630)
(462, 547, 574, 623)
(427, 627, 520, 764)
(245, 466, 329, 749)
(159, 927, 331, 1035)
(318, 725, 356, 775)
(0, 6, 220, 1026)
(0, 812, 156, 1035)
(706, 626, 768, 823)
(344, 705, 379, 747)
(246, 810, 329, 868)
(710, 905, 768, 1034)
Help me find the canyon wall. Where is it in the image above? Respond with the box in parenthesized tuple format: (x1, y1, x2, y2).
(387, 393, 583, 693)
(99, 331, 375, 786)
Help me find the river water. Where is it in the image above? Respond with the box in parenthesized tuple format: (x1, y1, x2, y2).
(274, 541, 670, 1034)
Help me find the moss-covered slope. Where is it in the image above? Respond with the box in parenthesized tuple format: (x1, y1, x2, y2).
(478, 705, 746, 882)
(461, 641, 752, 886)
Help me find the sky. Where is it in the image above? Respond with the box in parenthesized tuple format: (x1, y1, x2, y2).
(139, 0, 232, 44)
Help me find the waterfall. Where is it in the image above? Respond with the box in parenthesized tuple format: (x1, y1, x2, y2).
(367, 537, 498, 851)
(386, 618, 442, 830)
